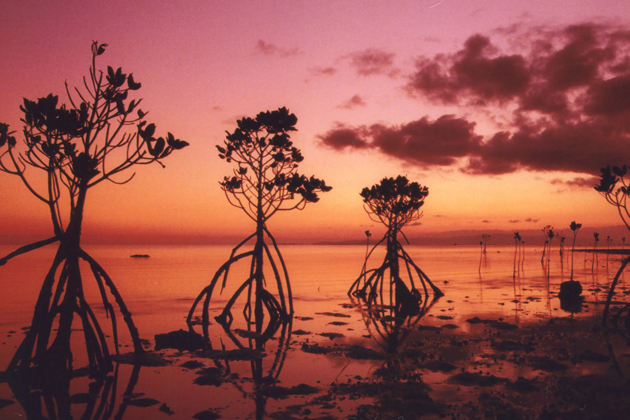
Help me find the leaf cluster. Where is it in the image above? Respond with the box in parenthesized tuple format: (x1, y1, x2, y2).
(360, 176, 428, 230)
(217, 107, 330, 222)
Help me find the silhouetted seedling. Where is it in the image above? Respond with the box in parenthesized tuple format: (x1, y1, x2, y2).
(0, 42, 187, 378)
(187, 108, 331, 336)
(348, 176, 443, 311)
(559, 222, 584, 315)
(513, 231, 521, 279)
(569, 221, 582, 281)
(592, 232, 600, 272)
(558, 231, 566, 265)
(481, 234, 490, 254)
(540, 225, 553, 265)
(595, 165, 630, 326)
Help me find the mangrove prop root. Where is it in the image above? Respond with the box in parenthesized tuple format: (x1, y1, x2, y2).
(603, 255, 630, 327)
(349, 235, 443, 308)
(6, 245, 144, 379)
(188, 231, 292, 339)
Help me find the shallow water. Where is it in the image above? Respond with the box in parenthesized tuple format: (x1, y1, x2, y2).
(0, 243, 629, 419)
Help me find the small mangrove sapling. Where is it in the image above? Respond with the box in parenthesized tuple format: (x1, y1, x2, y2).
(348, 176, 443, 314)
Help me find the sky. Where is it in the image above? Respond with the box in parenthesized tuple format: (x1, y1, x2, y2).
(3, 0, 630, 244)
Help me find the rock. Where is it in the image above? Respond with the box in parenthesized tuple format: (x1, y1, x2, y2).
(193, 409, 221, 420)
(301, 343, 334, 354)
(487, 320, 518, 330)
(261, 384, 319, 399)
(506, 377, 538, 393)
(345, 345, 384, 360)
(421, 360, 457, 373)
(529, 356, 568, 372)
(466, 317, 484, 324)
(159, 403, 175, 415)
(491, 340, 534, 352)
(111, 351, 170, 367)
(180, 360, 206, 369)
(315, 312, 351, 318)
(449, 372, 508, 387)
(200, 348, 263, 360)
(319, 332, 344, 340)
(558, 280, 584, 313)
(194, 371, 223, 387)
(155, 329, 205, 352)
(125, 397, 161, 407)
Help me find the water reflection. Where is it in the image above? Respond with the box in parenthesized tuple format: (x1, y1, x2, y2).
(7, 362, 142, 420)
(353, 295, 437, 374)
(193, 318, 292, 420)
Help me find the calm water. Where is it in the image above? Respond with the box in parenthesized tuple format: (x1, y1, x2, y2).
(0, 243, 626, 418)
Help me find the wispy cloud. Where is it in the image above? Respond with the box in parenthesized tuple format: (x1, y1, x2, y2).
(338, 94, 366, 109)
(255, 40, 300, 57)
(311, 66, 337, 76)
(344, 48, 399, 77)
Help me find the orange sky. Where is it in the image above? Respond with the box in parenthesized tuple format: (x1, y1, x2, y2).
(2, 1, 630, 244)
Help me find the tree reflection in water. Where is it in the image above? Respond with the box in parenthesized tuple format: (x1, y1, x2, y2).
(7, 360, 142, 420)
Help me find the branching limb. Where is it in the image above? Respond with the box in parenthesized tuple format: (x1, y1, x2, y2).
(0, 237, 59, 266)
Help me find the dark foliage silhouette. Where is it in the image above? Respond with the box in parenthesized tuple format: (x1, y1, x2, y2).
(187, 108, 331, 337)
(595, 165, 630, 326)
(0, 42, 187, 378)
(348, 176, 443, 309)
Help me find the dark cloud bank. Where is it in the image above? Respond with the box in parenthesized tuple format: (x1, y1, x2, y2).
(319, 23, 630, 180)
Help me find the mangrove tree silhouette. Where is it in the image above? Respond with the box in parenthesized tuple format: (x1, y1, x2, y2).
(348, 176, 443, 309)
(595, 165, 630, 326)
(187, 108, 331, 337)
(0, 41, 188, 378)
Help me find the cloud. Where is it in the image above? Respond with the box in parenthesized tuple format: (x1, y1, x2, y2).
(482, 220, 491, 223)
(320, 23, 630, 177)
(524, 218, 539, 223)
(339, 95, 366, 109)
(311, 66, 337, 76)
(509, 220, 520, 223)
(408, 34, 530, 104)
(318, 115, 482, 166)
(550, 176, 599, 189)
(344, 48, 398, 77)
(255, 40, 300, 57)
